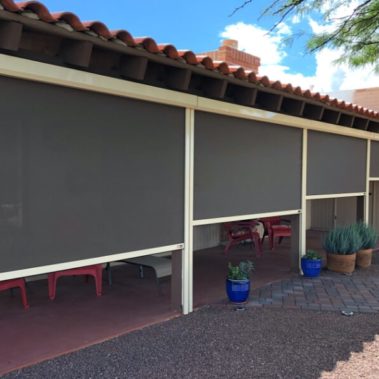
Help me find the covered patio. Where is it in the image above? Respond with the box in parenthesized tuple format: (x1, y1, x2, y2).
(1, 0, 379, 376)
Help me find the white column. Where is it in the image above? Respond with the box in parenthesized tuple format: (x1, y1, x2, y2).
(183, 108, 194, 314)
(300, 129, 308, 269)
(364, 140, 371, 224)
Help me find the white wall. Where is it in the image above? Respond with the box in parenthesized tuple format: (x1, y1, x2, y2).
(193, 224, 221, 251)
(310, 199, 334, 230)
(336, 197, 357, 226)
(306, 200, 312, 229)
(370, 182, 379, 233)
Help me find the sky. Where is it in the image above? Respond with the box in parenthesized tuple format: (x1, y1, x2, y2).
(37, 0, 379, 94)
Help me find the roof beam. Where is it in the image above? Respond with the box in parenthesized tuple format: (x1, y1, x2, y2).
(280, 97, 304, 117)
(120, 55, 148, 81)
(338, 113, 354, 128)
(166, 67, 191, 91)
(321, 109, 340, 124)
(255, 90, 282, 112)
(61, 39, 93, 68)
(202, 78, 227, 99)
(302, 103, 324, 120)
(368, 121, 379, 132)
(0, 20, 22, 51)
(353, 117, 369, 130)
(233, 86, 257, 106)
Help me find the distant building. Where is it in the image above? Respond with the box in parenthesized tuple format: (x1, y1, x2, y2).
(330, 87, 379, 112)
(199, 39, 260, 73)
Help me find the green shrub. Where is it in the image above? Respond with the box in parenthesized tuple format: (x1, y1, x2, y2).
(227, 261, 254, 280)
(323, 225, 362, 255)
(354, 222, 378, 249)
(304, 250, 321, 260)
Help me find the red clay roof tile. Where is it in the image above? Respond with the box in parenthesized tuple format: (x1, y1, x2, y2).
(1, 0, 19, 11)
(213, 61, 229, 75)
(303, 89, 311, 98)
(284, 83, 293, 93)
(52, 12, 87, 31)
(178, 50, 198, 65)
(134, 37, 160, 53)
(293, 86, 302, 96)
(195, 55, 214, 69)
(247, 72, 258, 83)
(230, 66, 247, 80)
(270, 80, 281, 90)
(259, 76, 270, 86)
(158, 44, 179, 59)
(82, 21, 112, 39)
(112, 30, 136, 46)
(17, 1, 55, 22)
(1, 0, 379, 120)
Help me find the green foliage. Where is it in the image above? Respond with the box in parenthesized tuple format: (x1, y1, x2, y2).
(323, 225, 362, 255)
(227, 260, 255, 280)
(234, 0, 379, 70)
(354, 222, 378, 249)
(304, 249, 321, 260)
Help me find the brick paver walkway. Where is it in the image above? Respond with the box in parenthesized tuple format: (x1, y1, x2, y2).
(248, 271, 379, 313)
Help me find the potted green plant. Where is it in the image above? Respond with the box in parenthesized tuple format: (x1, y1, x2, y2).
(323, 225, 362, 273)
(355, 222, 378, 268)
(301, 250, 322, 277)
(226, 260, 254, 303)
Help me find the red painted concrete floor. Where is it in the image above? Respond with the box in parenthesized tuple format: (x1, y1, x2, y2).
(0, 239, 297, 375)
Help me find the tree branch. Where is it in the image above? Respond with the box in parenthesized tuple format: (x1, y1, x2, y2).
(229, 0, 253, 17)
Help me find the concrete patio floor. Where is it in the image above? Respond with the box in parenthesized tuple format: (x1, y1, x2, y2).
(0, 239, 295, 376)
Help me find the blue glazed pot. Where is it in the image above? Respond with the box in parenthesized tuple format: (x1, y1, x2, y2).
(226, 278, 250, 303)
(301, 257, 322, 278)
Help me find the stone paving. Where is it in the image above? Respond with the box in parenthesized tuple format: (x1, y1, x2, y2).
(248, 267, 379, 313)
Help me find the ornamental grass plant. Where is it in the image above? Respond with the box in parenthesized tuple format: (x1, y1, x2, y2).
(354, 222, 378, 250)
(323, 225, 362, 255)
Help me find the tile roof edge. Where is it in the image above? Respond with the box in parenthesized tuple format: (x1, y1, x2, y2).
(0, 0, 378, 121)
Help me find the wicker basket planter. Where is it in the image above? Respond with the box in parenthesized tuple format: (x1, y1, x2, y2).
(327, 253, 356, 273)
(324, 225, 362, 274)
(356, 248, 373, 268)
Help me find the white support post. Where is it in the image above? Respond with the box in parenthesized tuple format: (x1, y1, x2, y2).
(364, 140, 371, 224)
(183, 108, 194, 314)
(300, 129, 308, 269)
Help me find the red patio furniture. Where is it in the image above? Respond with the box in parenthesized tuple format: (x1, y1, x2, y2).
(48, 264, 103, 300)
(261, 217, 292, 250)
(0, 278, 29, 310)
(224, 221, 262, 257)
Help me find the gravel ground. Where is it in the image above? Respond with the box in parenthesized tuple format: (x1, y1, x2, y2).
(5, 305, 379, 379)
(321, 335, 379, 379)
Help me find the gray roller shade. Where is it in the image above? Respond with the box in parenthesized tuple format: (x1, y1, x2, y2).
(307, 131, 366, 196)
(194, 111, 302, 220)
(371, 141, 379, 178)
(0, 76, 184, 273)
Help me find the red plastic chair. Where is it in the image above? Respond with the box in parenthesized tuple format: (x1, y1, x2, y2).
(261, 217, 292, 250)
(48, 264, 103, 300)
(0, 278, 29, 310)
(224, 221, 262, 257)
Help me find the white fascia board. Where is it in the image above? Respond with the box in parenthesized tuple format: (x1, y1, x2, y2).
(1, 54, 379, 141)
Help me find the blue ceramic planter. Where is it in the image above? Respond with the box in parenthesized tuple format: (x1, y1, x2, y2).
(226, 278, 250, 303)
(301, 257, 322, 278)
